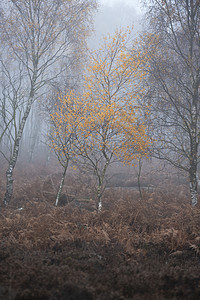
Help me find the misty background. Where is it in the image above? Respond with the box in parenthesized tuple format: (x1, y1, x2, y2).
(89, 0, 143, 48)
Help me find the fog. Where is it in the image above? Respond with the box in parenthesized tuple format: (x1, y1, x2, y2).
(0, 1, 199, 297)
(89, 0, 144, 48)
(0, 0, 198, 209)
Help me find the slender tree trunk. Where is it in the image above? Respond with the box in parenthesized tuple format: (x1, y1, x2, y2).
(189, 103, 198, 206)
(97, 181, 102, 212)
(3, 99, 33, 206)
(28, 132, 39, 163)
(4, 166, 14, 207)
(137, 158, 143, 200)
(28, 106, 40, 163)
(189, 177, 198, 207)
(189, 155, 198, 207)
(96, 162, 109, 212)
(55, 160, 69, 206)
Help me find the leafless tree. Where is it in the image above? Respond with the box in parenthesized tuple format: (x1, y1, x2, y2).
(143, 0, 200, 205)
(0, 0, 97, 206)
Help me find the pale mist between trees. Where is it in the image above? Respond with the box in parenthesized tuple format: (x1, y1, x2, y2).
(0, 0, 199, 210)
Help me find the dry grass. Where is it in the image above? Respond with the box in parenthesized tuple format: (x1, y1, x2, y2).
(0, 164, 200, 299)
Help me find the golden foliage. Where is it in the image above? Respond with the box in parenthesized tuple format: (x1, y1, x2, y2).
(50, 28, 151, 168)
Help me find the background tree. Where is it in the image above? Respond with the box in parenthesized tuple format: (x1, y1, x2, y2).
(0, 0, 97, 206)
(0, 58, 26, 159)
(143, 0, 200, 206)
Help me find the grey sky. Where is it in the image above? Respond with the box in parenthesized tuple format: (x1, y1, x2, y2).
(89, 0, 144, 48)
(99, 0, 143, 14)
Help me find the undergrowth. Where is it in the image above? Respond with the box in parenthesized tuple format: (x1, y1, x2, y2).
(0, 167, 200, 299)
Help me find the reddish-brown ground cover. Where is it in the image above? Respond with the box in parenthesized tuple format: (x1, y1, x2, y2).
(0, 162, 200, 300)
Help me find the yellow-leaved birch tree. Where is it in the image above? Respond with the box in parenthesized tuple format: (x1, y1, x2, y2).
(49, 91, 85, 206)
(50, 28, 151, 210)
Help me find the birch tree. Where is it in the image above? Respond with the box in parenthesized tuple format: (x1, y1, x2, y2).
(48, 91, 85, 206)
(0, 0, 97, 206)
(143, 0, 200, 206)
(55, 29, 150, 211)
(0, 58, 26, 164)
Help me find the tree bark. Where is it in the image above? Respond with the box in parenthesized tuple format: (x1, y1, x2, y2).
(189, 101, 198, 206)
(3, 99, 33, 206)
(137, 158, 143, 200)
(189, 176, 198, 207)
(97, 182, 102, 212)
(55, 160, 69, 206)
(189, 146, 198, 206)
(96, 161, 109, 212)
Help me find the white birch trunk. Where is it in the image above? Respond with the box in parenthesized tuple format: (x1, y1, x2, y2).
(97, 184, 102, 212)
(189, 104, 198, 207)
(55, 161, 69, 206)
(190, 181, 198, 207)
(3, 98, 33, 206)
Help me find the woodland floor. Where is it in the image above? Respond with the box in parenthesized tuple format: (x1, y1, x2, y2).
(0, 161, 200, 300)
